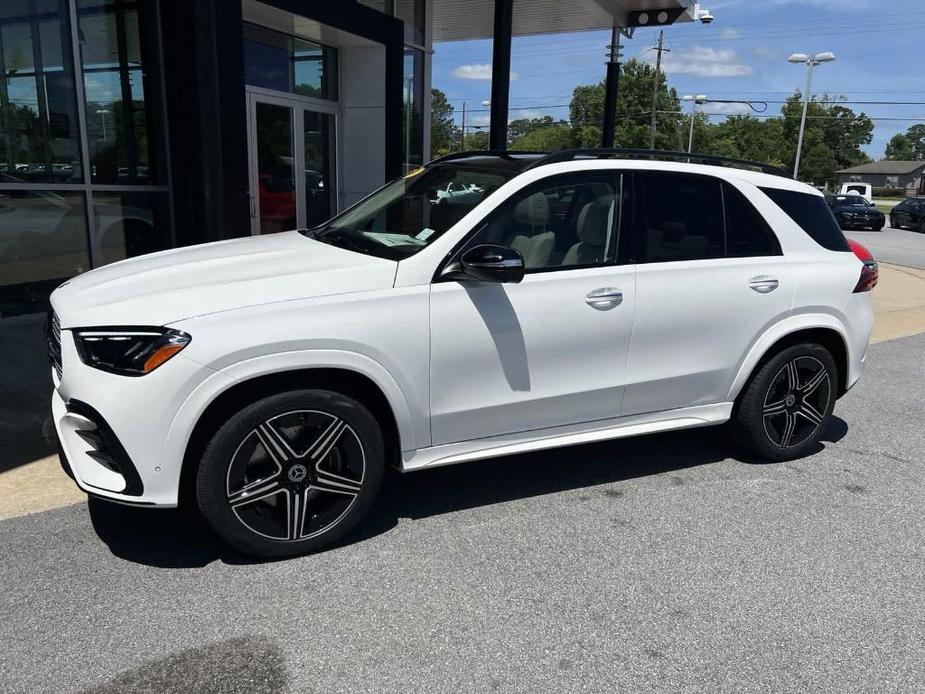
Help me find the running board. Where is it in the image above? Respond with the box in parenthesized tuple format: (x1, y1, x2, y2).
(401, 403, 734, 471)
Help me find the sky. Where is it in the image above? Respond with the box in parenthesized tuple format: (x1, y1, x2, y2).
(431, 0, 925, 158)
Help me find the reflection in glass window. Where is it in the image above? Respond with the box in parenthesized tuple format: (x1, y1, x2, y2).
(93, 190, 170, 265)
(243, 24, 337, 101)
(402, 48, 423, 172)
(304, 111, 334, 228)
(77, 0, 164, 185)
(0, 190, 89, 317)
(0, 0, 83, 183)
(255, 102, 295, 234)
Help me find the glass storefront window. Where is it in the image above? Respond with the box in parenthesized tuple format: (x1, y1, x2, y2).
(0, 0, 83, 183)
(402, 48, 424, 172)
(0, 189, 89, 317)
(243, 23, 337, 101)
(304, 110, 334, 228)
(77, 0, 165, 185)
(255, 102, 295, 234)
(93, 190, 170, 264)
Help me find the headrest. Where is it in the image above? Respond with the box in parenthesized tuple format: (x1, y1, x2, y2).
(515, 192, 549, 226)
(577, 201, 611, 246)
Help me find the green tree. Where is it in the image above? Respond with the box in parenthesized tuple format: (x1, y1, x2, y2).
(510, 124, 575, 151)
(885, 133, 915, 160)
(569, 59, 683, 150)
(907, 124, 925, 159)
(430, 88, 458, 157)
(798, 129, 838, 185)
(508, 116, 556, 142)
(888, 124, 925, 160)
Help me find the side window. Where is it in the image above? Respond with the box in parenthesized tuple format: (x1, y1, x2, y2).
(468, 174, 623, 271)
(723, 183, 782, 257)
(760, 187, 850, 252)
(636, 172, 724, 263)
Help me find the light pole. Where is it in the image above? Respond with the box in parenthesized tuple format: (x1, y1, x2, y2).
(96, 109, 111, 141)
(682, 94, 707, 153)
(788, 51, 835, 180)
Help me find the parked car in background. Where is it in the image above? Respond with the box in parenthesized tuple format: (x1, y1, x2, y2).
(49, 150, 874, 558)
(825, 194, 885, 231)
(889, 197, 925, 233)
(838, 182, 873, 199)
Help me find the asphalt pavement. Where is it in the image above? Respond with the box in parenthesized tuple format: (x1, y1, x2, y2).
(846, 225, 925, 269)
(2, 334, 924, 694)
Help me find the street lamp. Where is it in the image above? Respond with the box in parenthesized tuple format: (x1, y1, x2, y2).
(682, 94, 707, 154)
(788, 51, 835, 180)
(96, 109, 111, 141)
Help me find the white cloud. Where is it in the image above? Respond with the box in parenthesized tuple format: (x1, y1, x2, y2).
(719, 27, 741, 39)
(700, 101, 753, 116)
(652, 46, 753, 78)
(452, 64, 518, 81)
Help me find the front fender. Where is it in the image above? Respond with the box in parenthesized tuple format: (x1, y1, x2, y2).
(165, 349, 425, 491)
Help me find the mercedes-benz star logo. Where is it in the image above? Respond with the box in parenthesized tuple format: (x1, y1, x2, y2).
(288, 465, 308, 483)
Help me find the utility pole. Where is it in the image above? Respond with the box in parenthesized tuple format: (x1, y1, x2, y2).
(460, 102, 467, 150)
(649, 30, 667, 150)
(601, 24, 622, 148)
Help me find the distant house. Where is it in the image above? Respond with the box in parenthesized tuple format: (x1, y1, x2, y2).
(836, 160, 925, 195)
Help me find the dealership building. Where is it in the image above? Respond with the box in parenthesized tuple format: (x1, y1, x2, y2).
(0, 0, 707, 320)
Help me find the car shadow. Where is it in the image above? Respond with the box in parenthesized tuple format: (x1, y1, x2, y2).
(87, 416, 848, 569)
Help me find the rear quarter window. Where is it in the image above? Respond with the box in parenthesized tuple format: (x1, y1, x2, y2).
(759, 187, 850, 252)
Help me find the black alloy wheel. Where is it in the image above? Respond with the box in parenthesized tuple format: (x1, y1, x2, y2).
(732, 343, 837, 462)
(760, 356, 831, 450)
(197, 390, 384, 558)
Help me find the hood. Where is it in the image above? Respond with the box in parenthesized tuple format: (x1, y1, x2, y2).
(51, 231, 397, 327)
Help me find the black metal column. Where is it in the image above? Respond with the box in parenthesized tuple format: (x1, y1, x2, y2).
(489, 0, 513, 151)
(601, 25, 621, 148)
(160, 0, 248, 244)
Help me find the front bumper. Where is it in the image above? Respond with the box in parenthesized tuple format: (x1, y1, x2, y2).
(51, 325, 234, 507)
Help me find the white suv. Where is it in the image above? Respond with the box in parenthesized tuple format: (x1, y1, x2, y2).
(49, 151, 875, 557)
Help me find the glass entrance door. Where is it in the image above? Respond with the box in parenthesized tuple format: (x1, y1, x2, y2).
(246, 90, 336, 234)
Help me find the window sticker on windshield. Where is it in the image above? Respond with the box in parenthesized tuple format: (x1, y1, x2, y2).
(363, 232, 426, 247)
(415, 228, 435, 241)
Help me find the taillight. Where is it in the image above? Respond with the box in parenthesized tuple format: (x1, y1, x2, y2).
(848, 239, 878, 292)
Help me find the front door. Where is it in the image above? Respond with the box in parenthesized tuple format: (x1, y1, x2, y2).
(246, 90, 337, 234)
(429, 173, 636, 445)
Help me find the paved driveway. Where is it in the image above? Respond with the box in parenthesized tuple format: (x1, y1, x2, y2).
(1, 333, 924, 693)
(845, 225, 925, 269)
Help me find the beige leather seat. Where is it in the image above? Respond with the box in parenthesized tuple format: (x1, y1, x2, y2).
(562, 201, 611, 266)
(510, 192, 555, 269)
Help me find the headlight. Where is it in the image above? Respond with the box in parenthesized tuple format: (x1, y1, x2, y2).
(73, 328, 191, 376)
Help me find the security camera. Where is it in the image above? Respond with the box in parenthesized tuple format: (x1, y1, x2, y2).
(698, 9, 714, 24)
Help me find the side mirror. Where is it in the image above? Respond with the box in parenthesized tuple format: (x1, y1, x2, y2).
(441, 244, 525, 284)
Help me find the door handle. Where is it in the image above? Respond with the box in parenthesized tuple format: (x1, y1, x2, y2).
(585, 287, 623, 310)
(749, 276, 779, 294)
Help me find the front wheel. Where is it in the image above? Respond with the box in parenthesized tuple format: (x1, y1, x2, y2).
(889, 215, 899, 229)
(196, 389, 384, 558)
(732, 344, 837, 462)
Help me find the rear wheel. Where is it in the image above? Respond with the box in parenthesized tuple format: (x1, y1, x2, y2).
(919, 218, 925, 234)
(196, 389, 384, 558)
(732, 343, 836, 462)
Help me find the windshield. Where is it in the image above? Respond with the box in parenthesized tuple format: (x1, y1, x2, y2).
(304, 159, 530, 260)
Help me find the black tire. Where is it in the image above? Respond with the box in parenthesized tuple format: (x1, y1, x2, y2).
(919, 218, 925, 234)
(196, 389, 384, 558)
(732, 343, 836, 462)
(889, 215, 899, 229)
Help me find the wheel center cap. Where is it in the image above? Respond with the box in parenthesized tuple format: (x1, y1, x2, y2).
(785, 394, 796, 407)
(288, 464, 308, 483)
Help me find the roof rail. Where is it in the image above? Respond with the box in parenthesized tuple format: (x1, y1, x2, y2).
(428, 150, 547, 165)
(525, 148, 792, 178)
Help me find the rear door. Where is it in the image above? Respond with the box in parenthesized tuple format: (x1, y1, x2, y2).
(621, 172, 793, 416)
